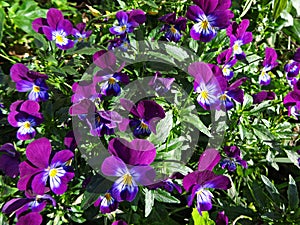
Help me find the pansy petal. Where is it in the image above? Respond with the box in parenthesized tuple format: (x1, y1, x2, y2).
(16, 212, 42, 225)
(186, 5, 204, 22)
(112, 220, 128, 225)
(32, 18, 48, 33)
(198, 148, 221, 171)
(32, 172, 48, 195)
(26, 138, 51, 168)
(93, 50, 116, 69)
(101, 156, 128, 177)
(16, 80, 34, 92)
(20, 100, 40, 114)
(2, 198, 32, 215)
(130, 165, 156, 185)
(50, 150, 74, 166)
(57, 19, 73, 35)
(17, 161, 43, 191)
(47, 8, 64, 29)
(10, 63, 29, 82)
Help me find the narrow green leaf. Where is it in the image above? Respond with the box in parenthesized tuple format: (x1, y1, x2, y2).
(288, 175, 299, 210)
(145, 189, 155, 217)
(273, 0, 288, 20)
(284, 150, 300, 169)
(261, 175, 281, 204)
(154, 189, 180, 204)
(180, 113, 211, 137)
(0, 8, 5, 43)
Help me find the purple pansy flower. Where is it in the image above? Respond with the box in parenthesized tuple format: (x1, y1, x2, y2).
(16, 212, 43, 225)
(101, 138, 156, 202)
(72, 22, 92, 42)
(10, 64, 49, 102)
(17, 138, 74, 195)
(183, 170, 231, 215)
(217, 48, 237, 80)
(186, 0, 234, 42)
(217, 77, 247, 111)
(259, 47, 278, 86)
(159, 13, 187, 42)
(86, 110, 122, 137)
(189, 62, 222, 110)
(220, 146, 247, 171)
(8, 100, 44, 140)
(94, 189, 119, 214)
(252, 91, 276, 104)
(147, 172, 183, 193)
(108, 36, 130, 51)
(109, 9, 146, 35)
(112, 220, 128, 225)
(216, 211, 229, 225)
(33, 8, 74, 50)
(283, 80, 300, 119)
(93, 50, 129, 96)
(2, 192, 55, 218)
(284, 48, 300, 85)
(226, 19, 253, 60)
(0, 143, 20, 178)
(120, 98, 166, 138)
(148, 71, 175, 95)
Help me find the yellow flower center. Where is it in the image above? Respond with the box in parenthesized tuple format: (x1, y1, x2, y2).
(220, 94, 227, 101)
(56, 35, 64, 43)
(140, 121, 148, 129)
(65, 159, 72, 166)
(123, 173, 133, 185)
(200, 90, 209, 100)
(120, 25, 127, 31)
(108, 77, 116, 84)
(105, 193, 112, 201)
(201, 20, 209, 29)
(233, 43, 239, 52)
(78, 37, 83, 42)
(222, 67, 228, 74)
(24, 121, 31, 129)
(170, 25, 177, 34)
(33, 85, 40, 93)
(49, 168, 58, 178)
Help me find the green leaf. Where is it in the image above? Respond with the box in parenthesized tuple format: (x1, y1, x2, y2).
(166, 44, 189, 62)
(149, 110, 173, 145)
(273, 0, 288, 20)
(0, 8, 5, 43)
(145, 189, 155, 217)
(180, 112, 211, 137)
(291, 0, 300, 16)
(284, 150, 300, 169)
(242, 93, 253, 110)
(144, 0, 159, 8)
(283, 18, 300, 43)
(261, 175, 281, 204)
(81, 175, 113, 210)
(154, 189, 180, 204)
(65, 47, 99, 55)
(288, 175, 299, 210)
(33, 33, 48, 50)
(192, 209, 215, 225)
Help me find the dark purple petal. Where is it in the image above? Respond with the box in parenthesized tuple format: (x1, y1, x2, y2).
(111, 177, 138, 202)
(242, 32, 253, 45)
(136, 100, 165, 121)
(159, 13, 176, 23)
(56, 39, 74, 50)
(208, 10, 234, 29)
(112, 220, 128, 225)
(47, 8, 64, 29)
(17, 161, 43, 191)
(217, 49, 232, 65)
(294, 48, 300, 62)
(198, 148, 221, 171)
(64, 131, 78, 151)
(32, 18, 48, 33)
(263, 47, 278, 68)
(57, 19, 73, 35)
(116, 11, 128, 24)
(2, 198, 32, 215)
(26, 138, 51, 168)
(120, 98, 139, 117)
(253, 91, 276, 104)
(215, 0, 232, 11)
(42, 26, 54, 41)
(193, 0, 218, 14)
(223, 146, 240, 158)
(227, 89, 244, 103)
(50, 150, 74, 166)
(216, 211, 229, 225)
(20, 100, 40, 114)
(31, 172, 47, 195)
(16, 212, 42, 225)
(108, 138, 156, 166)
(128, 9, 146, 25)
(202, 173, 231, 190)
(0, 153, 20, 178)
(186, 5, 204, 22)
(69, 99, 94, 115)
(10, 64, 29, 82)
(228, 77, 247, 90)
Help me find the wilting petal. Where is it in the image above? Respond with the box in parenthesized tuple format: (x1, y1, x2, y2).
(198, 148, 221, 171)
(26, 138, 51, 168)
(16, 212, 42, 225)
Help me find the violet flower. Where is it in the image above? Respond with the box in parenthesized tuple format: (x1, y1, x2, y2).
(217, 48, 237, 80)
(112, 221, 128, 225)
(120, 98, 166, 138)
(252, 91, 276, 104)
(284, 48, 300, 85)
(183, 170, 231, 215)
(8, 100, 44, 140)
(216, 211, 229, 225)
(220, 146, 247, 171)
(94, 189, 119, 214)
(0, 143, 20, 178)
(109, 9, 146, 35)
(283, 80, 300, 119)
(72, 22, 92, 42)
(159, 12, 187, 42)
(217, 77, 246, 111)
(147, 172, 183, 193)
(10, 63, 49, 102)
(2, 192, 55, 218)
(148, 71, 175, 95)
(186, 0, 234, 42)
(226, 19, 253, 60)
(259, 47, 278, 86)
(101, 138, 156, 202)
(189, 62, 222, 110)
(18, 138, 74, 195)
(86, 110, 122, 137)
(108, 36, 130, 51)
(33, 8, 74, 50)
(93, 50, 129, 96)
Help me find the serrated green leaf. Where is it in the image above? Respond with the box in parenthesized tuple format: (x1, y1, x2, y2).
(273, 0, 288, 20)
(261, 175, 281, 204)
(154, 189, 180, 203)
(288, 175, 299, 210)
